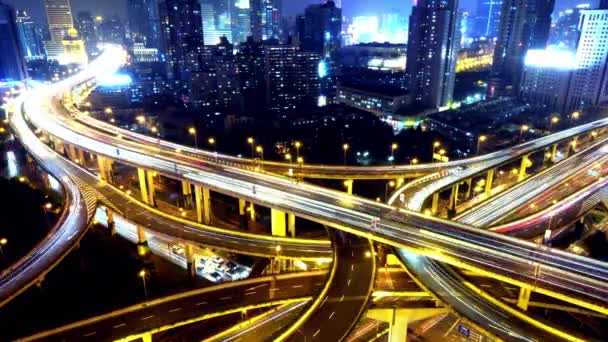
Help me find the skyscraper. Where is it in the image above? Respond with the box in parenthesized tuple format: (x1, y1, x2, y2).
(127, 0, 162, 49)
(15, 10, 45, 59)
(202, 0, 233, 45)
(44, 0, 75, 60)
(250, 0, 282, 42)
(564, 9, 608, 111)
(0, 0, 27, 80)
(474, 0, 502, 38)
(159, 0, 203, 79)
(76, 11, 98, 54)
(300, 1, 341, 56)
(232, 0, 251, 43)
(488, 0, 555, 97)
(406, 0, 460, 109)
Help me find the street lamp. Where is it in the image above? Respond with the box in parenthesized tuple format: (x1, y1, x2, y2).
(390, 143, 398, 165)
(0, 238, 7, 260)
(247, 137, 255, 157)
(139, 269, 148, 298)
(256, 145, 264, 169)
(342, 143, 349, 165)
(385, 180, 396, 202)
(519, 125, 529, 142)
(411, 157, 418, 165)
(549, 116, 559, 130)
(104, 107, 113, 115)
(294, 141, 301, 160)
(135, 115, 146, 124)
(432, 141, 441, 162)
(297, 156, 304, 171)
(188, 127, 198, 148)
(571, 111, 580, 126)
(285, 153, 292, 166)
(476, 135, 487, 155)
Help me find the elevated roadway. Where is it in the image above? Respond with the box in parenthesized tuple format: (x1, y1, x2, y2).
(25, 67, 608, 315)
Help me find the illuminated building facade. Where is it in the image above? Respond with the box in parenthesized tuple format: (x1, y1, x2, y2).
(337, 85, 408, 117)
(232, 0, 251, 44)
(127, 0, 162, 50)
(250, 0, 282, 42)
(406, 0, 460, 109)
(61, 28, 88, 65)
(132, 43, 159, 62)
(549, 5, 590, 50)
(520, 48, 574, 111)
(15, 10, 45, 59)
(488, 0, 555, 97)
(473, 0, 502, 38)
(0, 0, 27, 81)
(44, 0, 75, 60)
(456, 40, 495, 72)
(564, 9, 608, 111)
(264, 45, 320, 116)
(76, 11, 98, 54)
(202, 0, 232, 45)
(159, 0, 203, 79)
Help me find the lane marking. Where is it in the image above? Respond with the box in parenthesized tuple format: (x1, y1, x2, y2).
(169, 308, 182, 313)
(141, 315, 155, 320)
(220, 296, 232, 300)
(329, 311, 335, 320)
(83, 332, 96, 337)
(313, 329, 321, 338)
(112, 323, 127, 329)
(195, 301, 207, 306)
(245, 291, 257, 296)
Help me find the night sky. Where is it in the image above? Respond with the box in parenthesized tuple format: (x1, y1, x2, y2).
(3, 0, 599, 24)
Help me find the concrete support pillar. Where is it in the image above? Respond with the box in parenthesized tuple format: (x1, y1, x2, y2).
(366, 308, 449, 342)
(431, 192, 440, 215)
(146, 171, 156, 207)
(550, 143, 558, 163)
(288, 213, 296, 237)
(568, 137, 578, 157)
(141, 333, 152, 342)
(484, 168, 495, 198)
(97, 155, 107, 181)
(77, 148, 85, 165)
(67, 144, 78, 162)
(181, 181, 192, 207)
(104, 159, 114, 183)
(271, 208, 287, 237)
(464, 178, 472, 200)
(238, 198, 248, 229)
(194, 185, 211, 225)
(137, 168, 150, 205)
(137, 225, 148, 257)
(448, 184, 459, 211)
(105, 208, 115, 236)
(53, 138, 65, 155)
(249, 203, 256, 221)
(518, 154, 531, 182)
(517, 287, 532, 311)
(186, 243, 195, 278)
(344, 179, 353, 195)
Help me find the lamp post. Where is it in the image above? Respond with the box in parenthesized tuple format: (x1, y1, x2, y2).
(247, 137, 255, 158)
(0, 238, 7, 260)
(549, 116, 559, 131)
(385, 180, 395, 202)
(519, 125, 529, 142)
(432, 141, 440, 162)
(139, 269, 148, 298)
(390, 143, 398, 166)
(476, 135, 487, 155)
(410, 157, 419, 165)
(285, 153, 292, 166)
(208, 137, 216, 161)
(297, 156, 304, 171)
(342, 143, 349, 165)
(256, 145, 264, 169)
(294, 141, 301, 160)
(571, 111, 580, 126)
(188, 127, 198, 149)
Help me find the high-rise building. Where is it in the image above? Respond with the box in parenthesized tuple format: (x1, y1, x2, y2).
(300, 1, 341, 56)
(44, 0, 75, 60)
(488, 0, 555, 97)
(250, 0, 282, 42)
(15, 10, 45, 59)
(0, 0, 27, 80)
(232, 0, 251, 44)
(406, 0, 460, 110)
(99, 16, 126, 45)
(76, 11, 98, 54)
(549, 5, 590, 50)
(127, 0, 162, 49)
(235, 36, 266, 111)
(564, 9, 608, 111)
(159, 0, 204, 79)
(202, 0, 233, 45)
(264, 45, 320, 116)
(473, 0, 502, 38)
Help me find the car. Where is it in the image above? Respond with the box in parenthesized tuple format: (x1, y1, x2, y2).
(204, 271, 224, 282)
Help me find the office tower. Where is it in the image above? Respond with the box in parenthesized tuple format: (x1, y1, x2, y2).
(520, 48, 575, 111)
(488, 0, 555, 97)
(301, 1, 341, 56)
(159, 0, 203, 79)
(232, 0, 251, 44)
(127, 0, 162, 49)
(406, 0, 460, 110)
(44, 0, 75, 60)
(264, 45, 320, 116)
(235, 36, 266, 112)
(250, 0, 282, 42)
(99, 16, 126, 45)
(15, 10, 45, 59)
(549, 5, 590, 50)
(76, 11, 98, 54)
(0, 1, 27, 80)
(474, 0, 502, 38)
(61, 28, 88, 65)
(202, 0, 233, 45)
(564, 9, 608, 111)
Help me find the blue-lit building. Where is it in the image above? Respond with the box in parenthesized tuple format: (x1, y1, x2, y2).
(202, 0, 233, 45)
(472, 0, 502, 39)
(15, 10, 45, 59)
(127, 0, 162, 50)
(232, 0, 251, 44)
(250, 0, 282, 42)
(0, 1, 27, 81)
